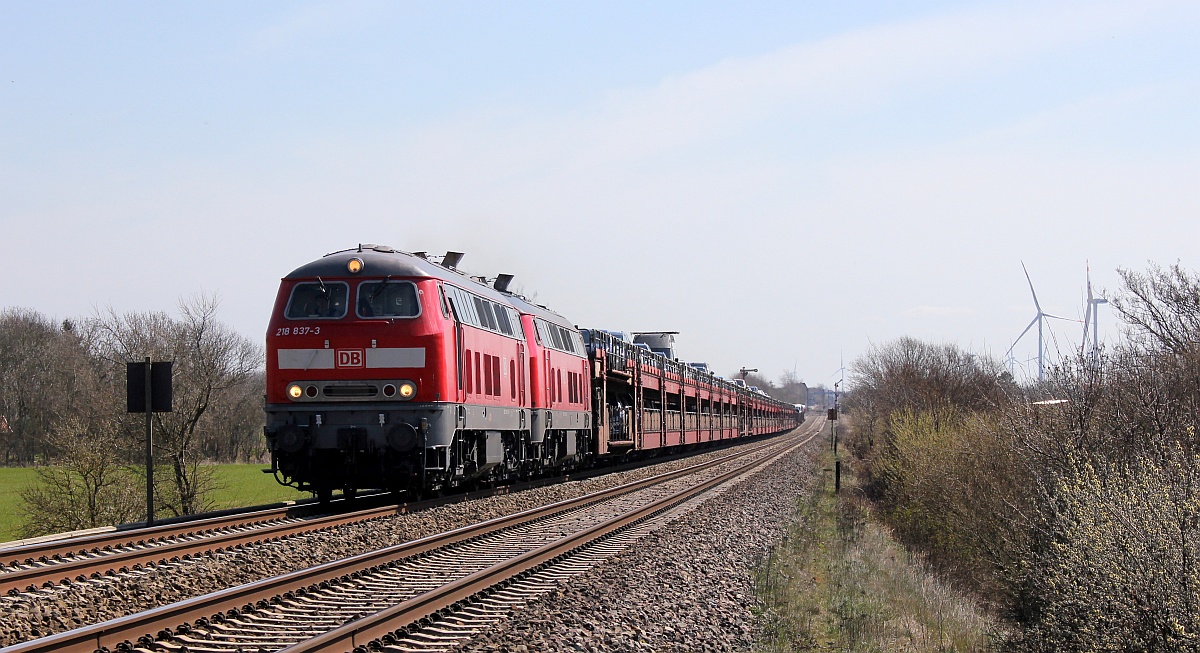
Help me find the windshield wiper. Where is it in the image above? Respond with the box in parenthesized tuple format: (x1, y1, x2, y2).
(369, 275, 392, 301)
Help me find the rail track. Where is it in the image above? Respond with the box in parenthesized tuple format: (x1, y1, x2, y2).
(2, 420, 822, 653)
(0, 434, 784, 598)
(0, 498, 401, 597)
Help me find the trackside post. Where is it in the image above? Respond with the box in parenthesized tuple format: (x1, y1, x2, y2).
(127, 358, 173, 526)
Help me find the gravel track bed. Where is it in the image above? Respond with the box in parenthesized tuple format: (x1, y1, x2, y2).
(0, 436, 790, 647)
(449, 439, 818, 653)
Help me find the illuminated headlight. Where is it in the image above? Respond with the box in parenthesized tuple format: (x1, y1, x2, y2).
(287, 383, 303, 400)
(398, 381, 416, 399)
(347, 257, 364, 274)
(383, 381, 416, 399)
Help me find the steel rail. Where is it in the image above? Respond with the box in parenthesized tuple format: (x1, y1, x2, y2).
(0, 431, 806, 653)
(0, 430, 794, 588)
(285, 427, 818, 653)
(0, 501, 403, 596)
(0, 507, 294, 568)
(0, 494, 384, 575)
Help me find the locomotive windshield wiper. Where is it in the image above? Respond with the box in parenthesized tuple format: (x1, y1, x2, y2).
(316, 277, 328, 295)
(369, 275, 392, 301)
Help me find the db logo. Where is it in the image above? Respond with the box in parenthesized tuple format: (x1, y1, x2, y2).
(336, 349, 365, 368)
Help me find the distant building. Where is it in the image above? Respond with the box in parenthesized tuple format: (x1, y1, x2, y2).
(806, 387, 837, 409)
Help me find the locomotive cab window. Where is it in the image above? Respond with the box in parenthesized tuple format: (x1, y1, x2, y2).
(285, 281, 350, 319)
(356, 280, 420, 318)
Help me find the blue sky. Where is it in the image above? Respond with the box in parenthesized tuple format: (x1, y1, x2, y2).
(3, 1, 1198, 386)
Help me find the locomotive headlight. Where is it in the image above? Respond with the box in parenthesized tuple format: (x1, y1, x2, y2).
(347, 257, 364, 274)
(398, 381, 416, 399)
(287, 383, 303, 400)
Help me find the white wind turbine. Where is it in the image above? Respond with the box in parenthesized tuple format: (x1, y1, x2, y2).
(1006, 262, 1075, 383)
(1081, 262, 1108, 367)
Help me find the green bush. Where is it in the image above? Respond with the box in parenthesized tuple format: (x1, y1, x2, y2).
(863, 407, 1033, 606)
(1017, 450, 1200, 651)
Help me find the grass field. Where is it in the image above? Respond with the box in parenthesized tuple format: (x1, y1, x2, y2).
(0, 464, 311, 545)
(0, 467, 38, 545)
(207, 464, 311, 509)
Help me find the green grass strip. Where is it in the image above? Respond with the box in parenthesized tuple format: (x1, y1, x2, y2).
(753, 452, 996, 652)
(0, 464, 309, 545)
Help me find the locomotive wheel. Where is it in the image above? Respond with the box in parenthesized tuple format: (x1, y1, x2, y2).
(317, 487, 333, 504)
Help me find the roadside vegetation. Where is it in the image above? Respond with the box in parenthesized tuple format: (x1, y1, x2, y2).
(0, 296, 266, 538)
(754, 447, 995, 652)
(843, 262, 1200, 650)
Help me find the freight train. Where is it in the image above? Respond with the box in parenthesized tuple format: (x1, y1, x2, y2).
(263, 245, 802, 501)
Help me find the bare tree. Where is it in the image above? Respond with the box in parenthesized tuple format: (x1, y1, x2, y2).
(776, 371, 808, 405)
(0, 309, 95, 465)
(85, 294, 263, 517)
(846, 336, 1012, 450)
(18, 415, 142, 536)
(201, 371, 266, 463)
(1112, 262, 1200, 354)
(733, 371, 777, 394)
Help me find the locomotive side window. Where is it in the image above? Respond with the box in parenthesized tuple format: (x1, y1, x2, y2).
(356, 280, 420, 318)
(532, 318, 587, 355)
(558, 326, 574, 354)
(285, 281, 350, 319)
(449, 288, 477, 326)
(473, 297, 497, 331)
(472, 297, 487, 328)
(442, 285, 523, 340)
(494, 305, 514, 335)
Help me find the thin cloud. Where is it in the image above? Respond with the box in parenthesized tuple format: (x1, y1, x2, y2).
(904, 306, 977, 317)
(364, 0, 1187, 180)
(576, 1, 1176, 157)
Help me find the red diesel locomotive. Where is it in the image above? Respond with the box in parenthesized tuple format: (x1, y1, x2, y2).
(264, 245, 800, 500)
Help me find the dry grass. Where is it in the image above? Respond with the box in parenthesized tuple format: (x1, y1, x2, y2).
(754, 451, 998, 652)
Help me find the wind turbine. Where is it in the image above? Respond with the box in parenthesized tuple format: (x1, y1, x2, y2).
(1081, 262, 1108, 367)
(1006, 262, 1075, 382)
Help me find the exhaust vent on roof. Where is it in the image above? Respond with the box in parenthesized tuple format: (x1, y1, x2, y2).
(494, 273, 515, 293)
(442, 251, 464, 270)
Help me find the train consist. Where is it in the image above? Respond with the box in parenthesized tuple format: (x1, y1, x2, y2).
(264, 245, 803, 500)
